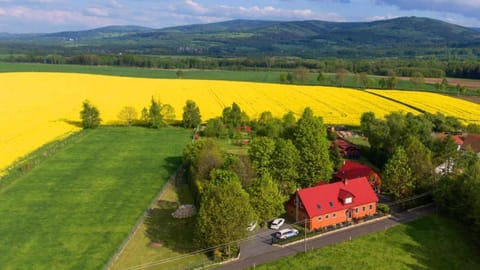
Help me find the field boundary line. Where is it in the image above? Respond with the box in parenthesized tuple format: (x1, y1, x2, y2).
(103, 165, 184, 270)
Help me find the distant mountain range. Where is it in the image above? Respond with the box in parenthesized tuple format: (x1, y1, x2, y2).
(1, 17, 480, 58)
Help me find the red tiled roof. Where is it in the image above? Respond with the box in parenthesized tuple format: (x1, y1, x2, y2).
(334, 160, 373, 180)
(297, 177, 378, 218)
(437, 133, 464, 146)
(462, 133, 480, 152)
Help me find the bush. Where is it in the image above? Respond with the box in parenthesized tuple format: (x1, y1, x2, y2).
(377, 203, 390, 214)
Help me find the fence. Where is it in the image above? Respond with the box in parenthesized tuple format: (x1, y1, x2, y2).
(103, 166, 184, 270)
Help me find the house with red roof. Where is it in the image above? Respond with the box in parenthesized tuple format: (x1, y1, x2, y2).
(436, 133, 464, 151)
(331, 138, 360, 159)
(286, 177, 378, 231)
(333, 160, 382, 193)
(462, 133, 480, 158)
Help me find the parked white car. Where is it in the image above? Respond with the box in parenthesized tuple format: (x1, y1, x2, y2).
(275, 228, 299, 239)
(269, 218, 285, 230)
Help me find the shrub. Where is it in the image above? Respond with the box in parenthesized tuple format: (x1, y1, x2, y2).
(377, 203, 390, 214)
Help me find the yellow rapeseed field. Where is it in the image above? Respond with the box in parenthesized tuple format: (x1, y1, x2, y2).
(3, 72, 477, 174)
(368, 90, 480, 124)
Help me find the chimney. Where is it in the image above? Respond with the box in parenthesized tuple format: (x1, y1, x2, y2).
(343, 178, 348, 185)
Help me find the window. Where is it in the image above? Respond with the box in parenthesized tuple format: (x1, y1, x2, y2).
(325, 214, 329, 220)
(318, 216, 322, 221)
(345, 197, 352, 204)
(369, 204, 373, 210)
(332, 213, 336, 218)
(329, 201, 334, 207)
(355, 208, 358, 213)
(362, 206, 366, 212)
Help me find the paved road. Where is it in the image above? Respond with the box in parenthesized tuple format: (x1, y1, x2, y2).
(218, 205, 437, 270)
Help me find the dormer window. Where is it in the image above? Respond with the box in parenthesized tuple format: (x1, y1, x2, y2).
(338, 188, 355, 205)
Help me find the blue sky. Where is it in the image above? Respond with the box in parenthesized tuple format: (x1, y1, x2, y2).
(1, 0, 480, 33)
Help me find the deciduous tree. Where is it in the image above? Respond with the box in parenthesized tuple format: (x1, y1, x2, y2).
(182, 100, 202, 128)
(195, 169, 255, 255)
(80, 100, 101, 129)
(271, 138, 299, 196)
(118, 106, 137, 126)
(148, 97, 163, 128)
(248, 173, 285, 223)
(248, 137, 275, 176)
(383, 147, 413, 199)
(293, 107, 333, 187)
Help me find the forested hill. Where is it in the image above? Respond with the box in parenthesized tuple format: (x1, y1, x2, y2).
(1, 17, 480, 58)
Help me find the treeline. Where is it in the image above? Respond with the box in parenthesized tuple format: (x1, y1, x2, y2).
(5, 53, 480, 79)
(360, 111, 480, 240)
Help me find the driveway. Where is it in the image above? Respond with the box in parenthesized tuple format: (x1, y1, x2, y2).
(218, 205, 437, 270)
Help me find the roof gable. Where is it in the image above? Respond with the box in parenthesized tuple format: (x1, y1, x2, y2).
(297, 177, 378, 218)
(334, 160, 373, 180)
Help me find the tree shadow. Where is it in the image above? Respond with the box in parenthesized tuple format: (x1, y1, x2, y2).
(400, 214, 480, 270)
(163, 156, 183, 172)
(59, 118, 83, 128)
(144, 199, 197, 253)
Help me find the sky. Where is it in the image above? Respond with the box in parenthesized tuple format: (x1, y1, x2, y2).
(1, 0, 480, 33)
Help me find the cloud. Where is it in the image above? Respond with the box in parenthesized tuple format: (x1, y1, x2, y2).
(376, 0, 480, 20)
(172, 0, 344, 22)
(84, 7, 109, 17)
(0, 6, 122, 32)
(366, 14, 399, 21)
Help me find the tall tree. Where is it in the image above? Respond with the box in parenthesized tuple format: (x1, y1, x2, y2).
(248, 137, 275, 176)
(160, 104, 176, 124)
(270, 138, 300, 196)
(195, 169, 255, 256)
(117, 106, 137, 126)
(148, 97, 163, 128)
(222, 102, 243, 129)
(281, 111, 296, 140)
(411, 71, 425, 89)
(182, 100, 202, 128)
(248, 173, 285, 223)
(386, 75, 398, 89)
(293, 107, 333, 187)
(330, 144, 344, 171)
(383, 147, 413, 199)
(80, 100, 101, 129)
(405, 137, 434, 192)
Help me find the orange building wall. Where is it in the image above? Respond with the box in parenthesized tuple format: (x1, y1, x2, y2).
(287, 202, 377, 231)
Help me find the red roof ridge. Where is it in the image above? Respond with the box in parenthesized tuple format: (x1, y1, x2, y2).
(297, 177, 378, 218)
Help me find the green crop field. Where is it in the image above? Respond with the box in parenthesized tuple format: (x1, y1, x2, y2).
(0, 127, 191, 269)
(253, 214, 480, 270)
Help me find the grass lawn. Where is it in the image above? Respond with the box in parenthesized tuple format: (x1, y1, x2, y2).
(111, 178, 212, 270)
(0, 126, 190, 270)
(254, 214, 480, 270)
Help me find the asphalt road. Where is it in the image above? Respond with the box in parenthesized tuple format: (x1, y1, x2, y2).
(218, 205, 437, 270)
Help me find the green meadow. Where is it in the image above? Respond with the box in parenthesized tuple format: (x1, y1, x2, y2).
(254, 214, 480, 270)
(0, 127, 190, 269)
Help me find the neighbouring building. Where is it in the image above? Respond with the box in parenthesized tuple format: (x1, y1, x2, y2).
(286, 177, 378, 231)
(332, 139, 360, 159)
(435, 133, 464, 151)
(333, 160, 382, 193)
(462, 133, 480, 158)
